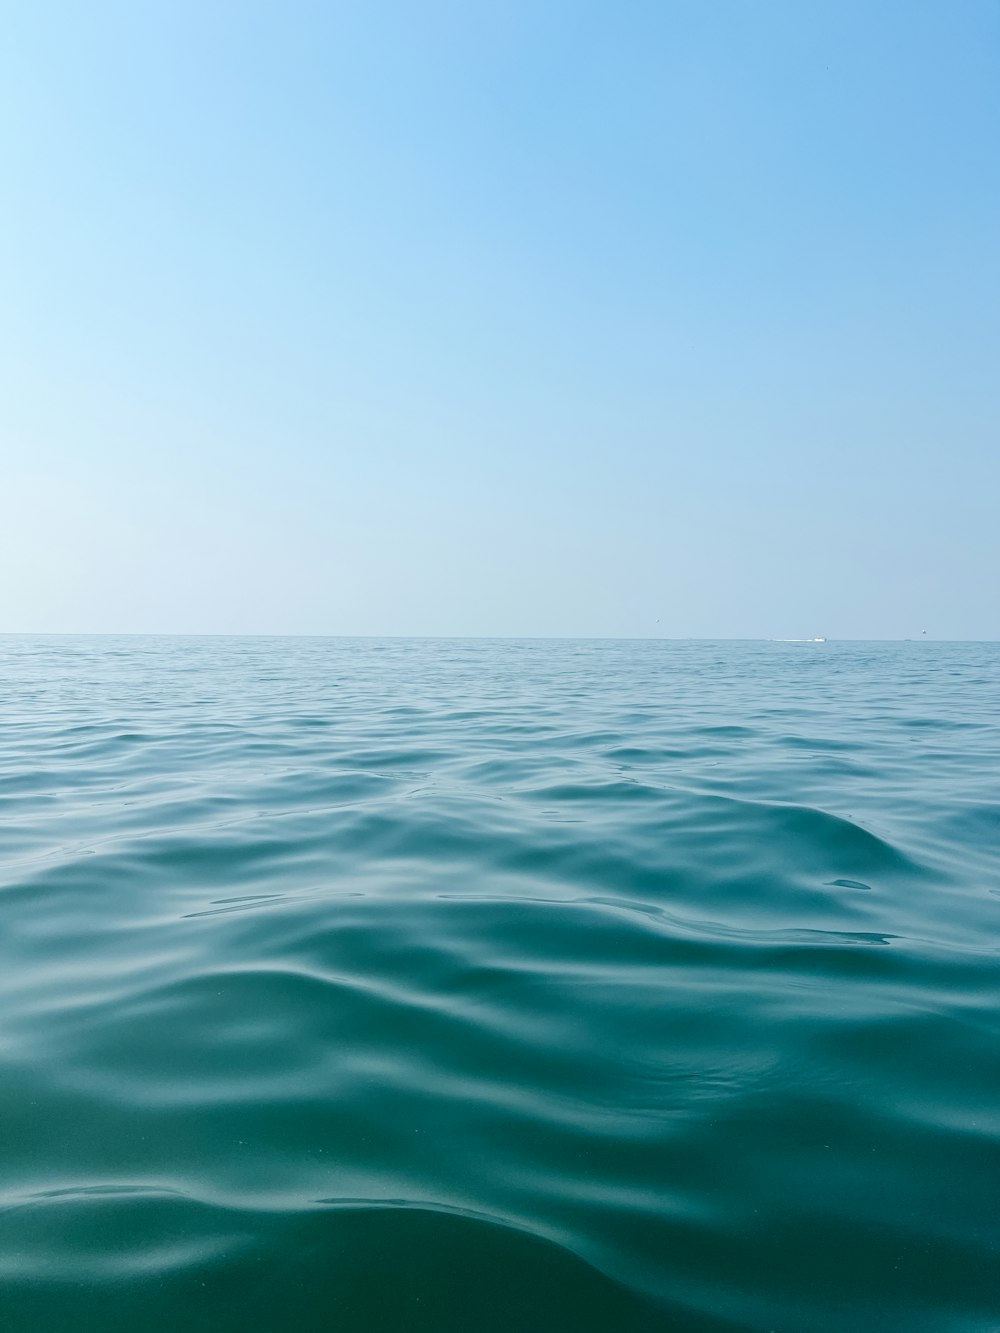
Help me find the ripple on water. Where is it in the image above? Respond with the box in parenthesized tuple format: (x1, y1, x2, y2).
(1, 637, 1000, 1333)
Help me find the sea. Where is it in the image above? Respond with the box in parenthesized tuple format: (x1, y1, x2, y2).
(1, 636, 998, 1332)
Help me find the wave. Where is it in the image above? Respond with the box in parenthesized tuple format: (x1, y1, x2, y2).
(2, 637, 999, 1332)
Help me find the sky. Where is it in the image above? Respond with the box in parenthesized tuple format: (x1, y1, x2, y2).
(2, 1, 998, 638)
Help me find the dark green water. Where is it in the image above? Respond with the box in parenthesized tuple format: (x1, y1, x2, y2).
(2, 637, 999, 1332)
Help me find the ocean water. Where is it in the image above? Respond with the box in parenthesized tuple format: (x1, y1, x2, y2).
(1, 636, 999, 1333)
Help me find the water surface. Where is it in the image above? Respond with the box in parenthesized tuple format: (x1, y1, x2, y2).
(2, 637, 999, 1331)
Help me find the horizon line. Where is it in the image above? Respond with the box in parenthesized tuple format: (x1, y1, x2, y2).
(1, 632, 993, 643)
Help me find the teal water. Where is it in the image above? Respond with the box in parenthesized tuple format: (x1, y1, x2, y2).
(2, 637, 999, 1332)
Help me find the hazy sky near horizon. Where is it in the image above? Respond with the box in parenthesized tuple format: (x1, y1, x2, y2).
(2, 1, 998, 638)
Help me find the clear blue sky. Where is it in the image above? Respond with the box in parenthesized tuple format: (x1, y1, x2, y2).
(2, 1, 997, 637)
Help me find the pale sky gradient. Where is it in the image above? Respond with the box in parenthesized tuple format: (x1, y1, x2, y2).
(2, 1, 998, 638)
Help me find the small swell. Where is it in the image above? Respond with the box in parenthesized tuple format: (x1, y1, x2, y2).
(2, 637, 999, 1333)
(0, 1192, 740, 1331)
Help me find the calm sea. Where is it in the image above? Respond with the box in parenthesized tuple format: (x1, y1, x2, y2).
(1, 637, 998, 1332)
